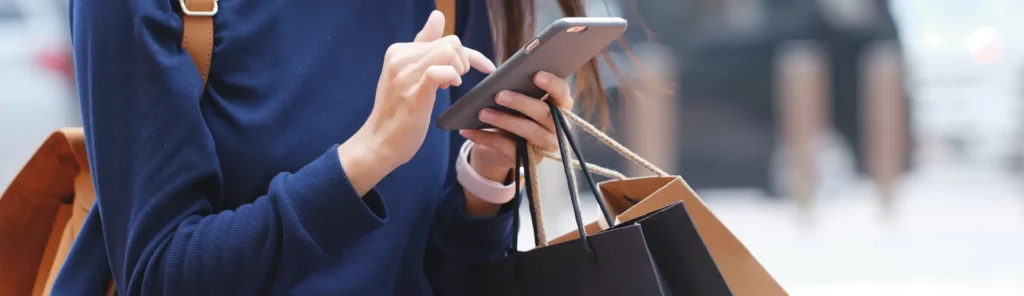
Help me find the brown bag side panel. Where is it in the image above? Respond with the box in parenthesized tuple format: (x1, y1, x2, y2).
(599, 177, 684, 224)
(31, 204, 73, 296)
(600, 177, 788, 296)
(40, 171, 96, 296)
(40, 208, 83, 296)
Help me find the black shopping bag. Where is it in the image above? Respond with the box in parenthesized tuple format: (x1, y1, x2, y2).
(438, 103, 731, 295)
(610, 202, 732, 295)
(547, 106, 731, 295)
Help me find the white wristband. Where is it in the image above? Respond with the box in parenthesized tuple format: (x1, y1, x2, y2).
(456, 140, 517, 205)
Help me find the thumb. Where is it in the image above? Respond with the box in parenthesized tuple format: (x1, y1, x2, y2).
(414, 10, 445, 42)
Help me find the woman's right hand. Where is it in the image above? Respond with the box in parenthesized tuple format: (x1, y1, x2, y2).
(338, 10, 495, 196)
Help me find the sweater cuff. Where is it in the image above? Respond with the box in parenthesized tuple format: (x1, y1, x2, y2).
(433, 184, 518, 261)
(285, 144, 387, 252)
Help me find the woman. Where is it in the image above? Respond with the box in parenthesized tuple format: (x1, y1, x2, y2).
(53, 0, 614, 295)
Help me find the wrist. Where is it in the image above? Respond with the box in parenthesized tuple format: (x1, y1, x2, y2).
(459, 141, 516, 216)
(468, 148, 513, 183)
(338, 132, 395, 197)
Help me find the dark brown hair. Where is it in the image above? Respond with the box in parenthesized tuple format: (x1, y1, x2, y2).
(487, 0, 646, 127)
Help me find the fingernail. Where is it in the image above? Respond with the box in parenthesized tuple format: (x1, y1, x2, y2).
(536, 73, 549, 86)
(479, 109, 495, 122)
(496, 92, 512, 105)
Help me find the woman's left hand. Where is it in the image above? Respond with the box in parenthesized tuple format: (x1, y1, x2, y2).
(459, 71, 573, 182)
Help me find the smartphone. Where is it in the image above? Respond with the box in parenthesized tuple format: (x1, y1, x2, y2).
(436, 17, 627, 130)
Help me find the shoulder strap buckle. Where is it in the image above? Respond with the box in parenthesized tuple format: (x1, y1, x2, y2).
(180, 0, 218, 16)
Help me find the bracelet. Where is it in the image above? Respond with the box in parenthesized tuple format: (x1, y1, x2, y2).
(456, 141, 518, 205)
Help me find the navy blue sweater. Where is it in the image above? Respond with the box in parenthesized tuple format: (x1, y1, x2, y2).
(53, 0, 516, 295)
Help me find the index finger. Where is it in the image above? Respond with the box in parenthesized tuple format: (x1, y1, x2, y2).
(465, 48, 496, 74)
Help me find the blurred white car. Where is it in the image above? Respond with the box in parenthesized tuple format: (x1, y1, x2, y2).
(0, 0, 78, 191)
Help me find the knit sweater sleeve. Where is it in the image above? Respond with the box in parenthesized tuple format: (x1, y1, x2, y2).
(71, 0, 387, 294)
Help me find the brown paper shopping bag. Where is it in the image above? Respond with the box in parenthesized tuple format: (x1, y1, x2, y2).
(547, 110, 787, 296)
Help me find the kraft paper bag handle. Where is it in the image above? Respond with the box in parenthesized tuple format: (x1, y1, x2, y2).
(535, 108, 668, 179)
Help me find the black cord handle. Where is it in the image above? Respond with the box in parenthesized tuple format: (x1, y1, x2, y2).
(506, 102, 617, 258)
(551, 103, 615, 227)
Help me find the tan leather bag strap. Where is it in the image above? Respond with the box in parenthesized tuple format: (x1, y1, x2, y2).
(436, 0, 456, 36)
(180, 0, 216, 85)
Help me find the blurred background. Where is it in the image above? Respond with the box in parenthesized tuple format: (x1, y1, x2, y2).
(528, 0, 1024, 295)
(2, 0, 1022, 295)
(1, 0, 77, 186)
